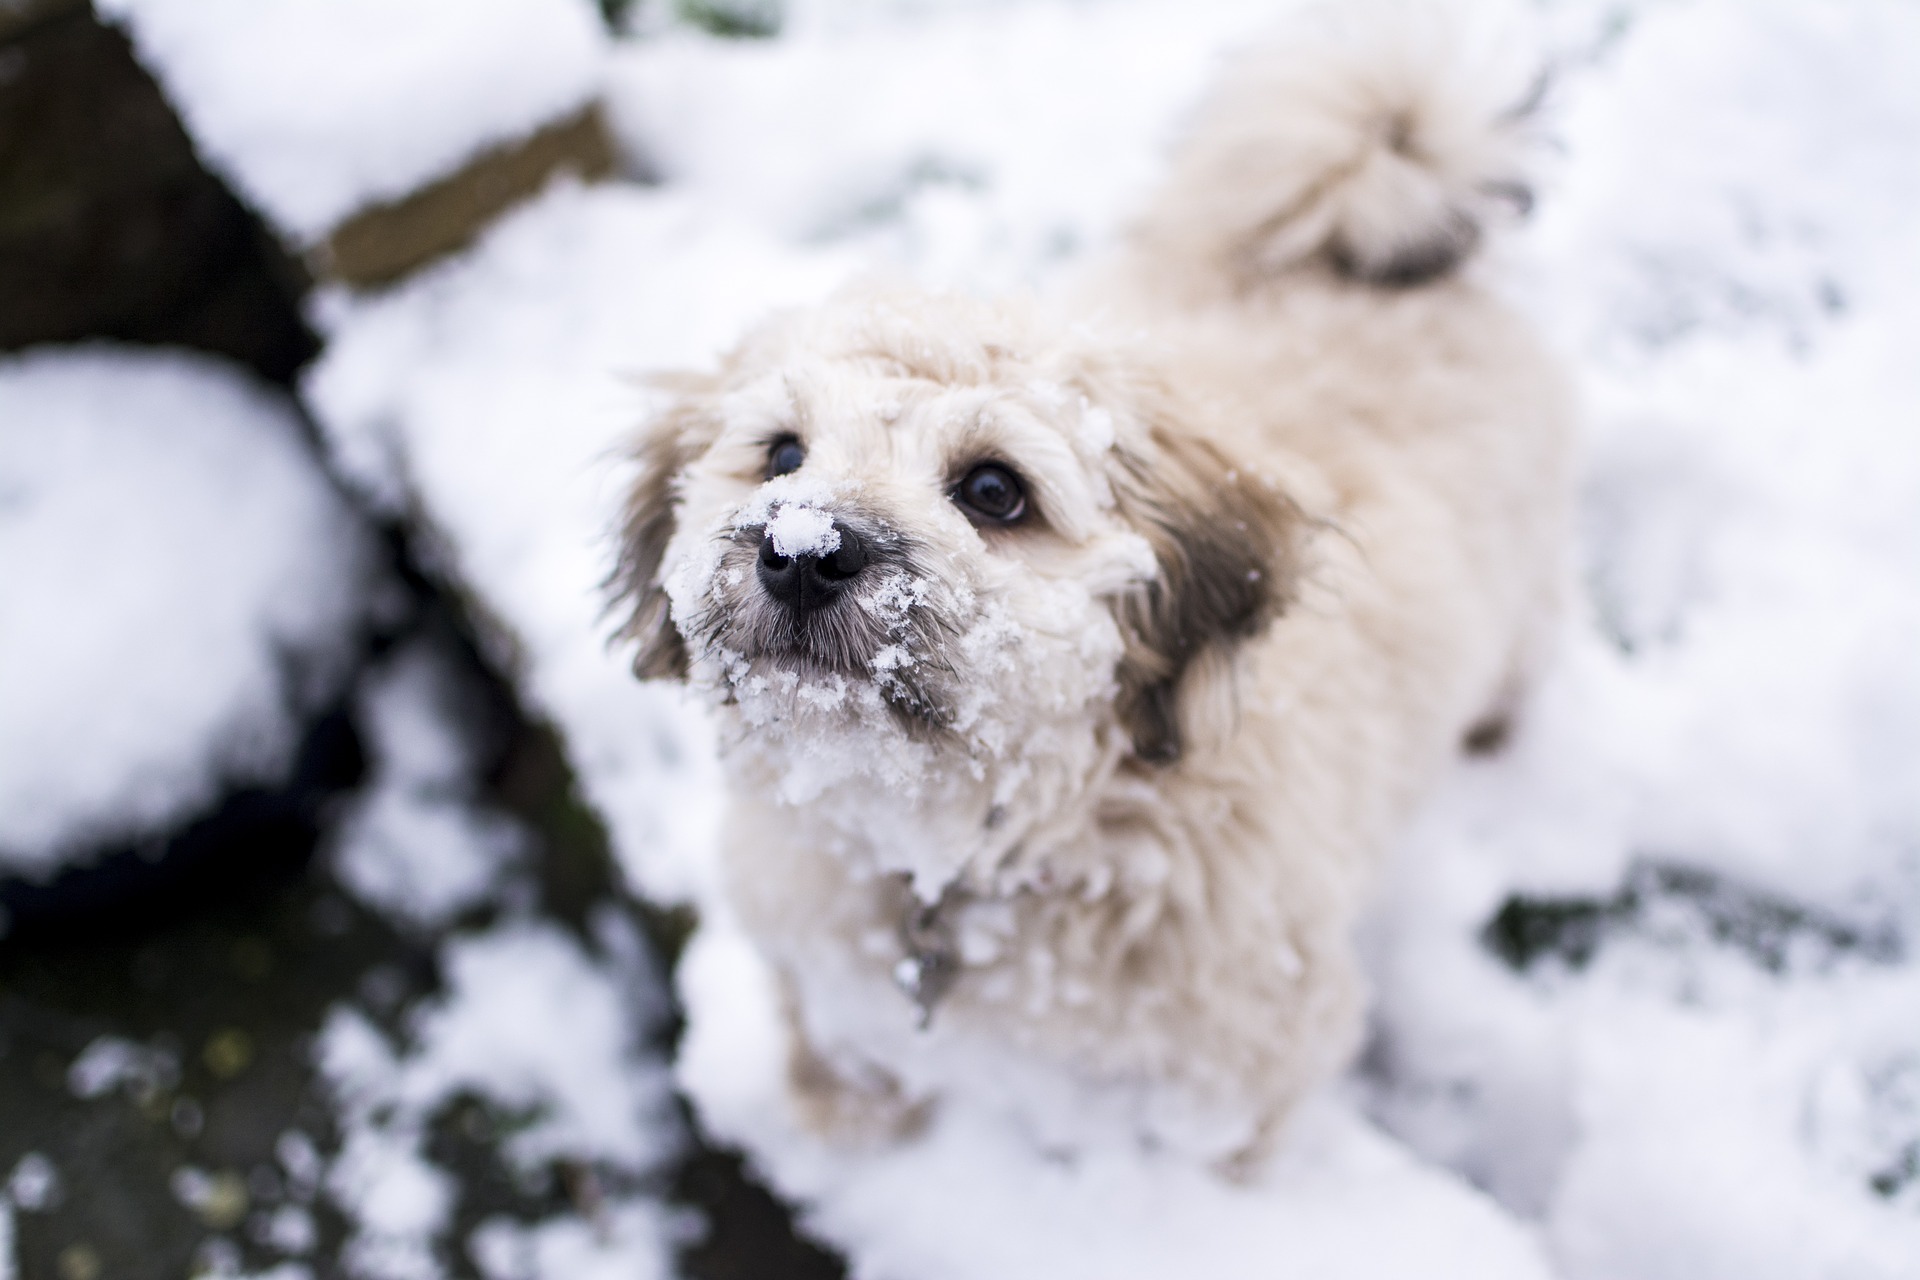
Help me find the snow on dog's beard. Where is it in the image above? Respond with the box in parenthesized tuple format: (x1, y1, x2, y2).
(616, 293, 1300, 915)
(653, 363, 1153, 902)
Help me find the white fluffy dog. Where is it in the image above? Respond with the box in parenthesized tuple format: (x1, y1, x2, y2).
(617, 7, 1570, 1167)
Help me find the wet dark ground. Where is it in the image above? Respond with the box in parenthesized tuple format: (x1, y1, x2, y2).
(0, 597, 846, 1280)
(1, 5, 842, 1273)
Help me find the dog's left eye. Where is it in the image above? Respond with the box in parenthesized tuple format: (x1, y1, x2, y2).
(953, 463, 1027, 524)
(766, 436, 806, 479)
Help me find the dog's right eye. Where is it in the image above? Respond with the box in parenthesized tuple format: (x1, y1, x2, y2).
(766, 436, 806, 479)
(953, 462, 1027, 525)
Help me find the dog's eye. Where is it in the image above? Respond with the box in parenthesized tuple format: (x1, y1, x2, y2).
(766, 436, 806, 479)
(953, 463, 1027, 524)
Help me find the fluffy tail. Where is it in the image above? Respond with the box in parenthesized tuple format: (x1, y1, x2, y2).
(1137, 2, 1545, 288)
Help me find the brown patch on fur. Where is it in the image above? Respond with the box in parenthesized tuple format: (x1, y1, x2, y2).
(612, 379, 723, 680)
(1103, 399, 1305, 764)
(780, 970, 933, 1143)
(1462, 713, 1512, 756)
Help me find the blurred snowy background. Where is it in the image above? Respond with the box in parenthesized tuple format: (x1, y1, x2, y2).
(2, 0, 1917, 1277)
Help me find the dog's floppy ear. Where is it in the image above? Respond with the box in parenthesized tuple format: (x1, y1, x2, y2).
(613, 379, 722, 681)
(1104, 403, 1304, 765)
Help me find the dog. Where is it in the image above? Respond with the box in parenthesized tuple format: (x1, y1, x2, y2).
(615, 5, 1571, 1168)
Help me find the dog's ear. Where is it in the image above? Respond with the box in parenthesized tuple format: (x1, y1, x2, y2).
(613, 380, 722, 681)
(1103, 404, 1305, 765)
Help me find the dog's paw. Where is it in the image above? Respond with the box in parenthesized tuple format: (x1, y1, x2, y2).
(786, 1027, 934, 1147)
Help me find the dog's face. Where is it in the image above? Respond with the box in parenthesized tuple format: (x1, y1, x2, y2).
(616, 291, 1301, 890)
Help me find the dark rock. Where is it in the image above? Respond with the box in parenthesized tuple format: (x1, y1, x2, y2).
(0, 3, 315, 384)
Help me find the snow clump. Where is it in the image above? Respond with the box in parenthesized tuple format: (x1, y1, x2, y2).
(762, 502, 840, 558)
(329, 635, 525, 928)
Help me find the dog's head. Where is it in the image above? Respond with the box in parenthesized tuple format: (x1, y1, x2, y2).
(614, 290, 1303, 873)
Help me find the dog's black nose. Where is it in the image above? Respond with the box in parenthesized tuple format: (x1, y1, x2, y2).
(757, 523, 868, 612)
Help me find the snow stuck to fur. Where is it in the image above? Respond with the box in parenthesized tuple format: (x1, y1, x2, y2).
(659, 450, 1138, 901)
(762, 502, 841, 558)
(0, 346, 373, 876)
(301, 0, 1920, 1275)
(97, 0, 606, 241)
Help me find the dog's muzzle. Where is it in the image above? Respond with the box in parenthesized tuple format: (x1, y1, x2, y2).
(756, 522, 869, 614)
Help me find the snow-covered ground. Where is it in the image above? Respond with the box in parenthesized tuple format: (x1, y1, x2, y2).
(317, 634, 684, 1280)
(304, 0, 1920, 1274)
(0, 346, 375, 878)
(25, 0, 1918, 1274)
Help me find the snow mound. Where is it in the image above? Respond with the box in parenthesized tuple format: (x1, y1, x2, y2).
(0, 346, 374, 877)
(97, 0, 607, 242)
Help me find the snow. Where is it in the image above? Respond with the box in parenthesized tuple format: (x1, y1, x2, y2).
(3, 1155, 58, 1214)
(309, 625, 683, 1279)
(315, 919, 681, 1279)
(66, 1035, 181, 1103)
(96, 0, 608, 242)
(763, 503, 841, 558)
(329, 635, 526, 928)
(468, 1204, 678, 1280)
(295, 0, 1920, 1275)
(605, 0, 1277, 291)
(0, 346, 374, 877)
(679, 910, 1555, 1280)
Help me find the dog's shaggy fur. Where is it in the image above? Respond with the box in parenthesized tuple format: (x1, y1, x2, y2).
(617, 6, 1571, 1165)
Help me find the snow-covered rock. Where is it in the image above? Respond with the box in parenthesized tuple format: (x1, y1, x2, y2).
(97, 0, 609, 245)
(0, 345, 375, 878)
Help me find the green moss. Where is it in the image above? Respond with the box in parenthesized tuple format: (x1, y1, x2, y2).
(676, 0, 782, 39)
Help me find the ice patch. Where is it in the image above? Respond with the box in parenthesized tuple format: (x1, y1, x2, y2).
(764, 503, 841, 558)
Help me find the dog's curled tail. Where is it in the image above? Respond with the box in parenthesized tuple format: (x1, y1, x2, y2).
(1138, 2, 1545, 289)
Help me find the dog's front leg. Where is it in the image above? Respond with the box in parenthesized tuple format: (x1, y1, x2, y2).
(778, 968, 934, 1145)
